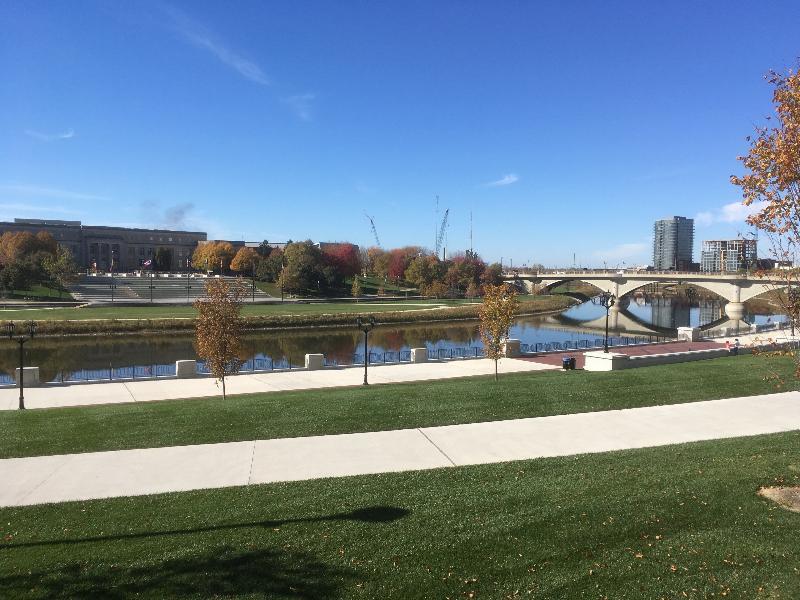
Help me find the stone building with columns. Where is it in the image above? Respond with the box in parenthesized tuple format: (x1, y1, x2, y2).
(0, 218, 207, 271)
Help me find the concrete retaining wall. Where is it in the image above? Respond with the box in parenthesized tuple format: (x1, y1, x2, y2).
(584, 348, 731, 371)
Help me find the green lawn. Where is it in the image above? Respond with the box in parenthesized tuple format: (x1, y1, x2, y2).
(3, 284, 73, 300)
(1, 431, 798, 598)
(2, 355, 794, 459)
(0, 298, 477, 321)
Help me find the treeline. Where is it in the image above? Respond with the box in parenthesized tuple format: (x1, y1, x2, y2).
(194, 240, 503, 298)
(0, 231, 77, 296)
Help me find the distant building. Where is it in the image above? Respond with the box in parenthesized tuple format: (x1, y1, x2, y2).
(756, 257, 792, 271)
(0, 218, 206, 271)
(653, 216, 694, 270)
(700, 239, 757, 272)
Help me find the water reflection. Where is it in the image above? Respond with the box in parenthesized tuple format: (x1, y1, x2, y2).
(0, 294, 785, 378)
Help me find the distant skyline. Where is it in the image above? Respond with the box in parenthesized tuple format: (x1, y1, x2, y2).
(2, 1, 799, 266)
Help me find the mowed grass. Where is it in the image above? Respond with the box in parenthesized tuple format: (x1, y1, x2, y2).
(1, 431, 798, 599)
(2, 355, 795, 459)
(0, 298, 477, 321)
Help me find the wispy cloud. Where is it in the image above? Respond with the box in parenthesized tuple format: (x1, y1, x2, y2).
(0, 184, 110, 202)
(485, 173, 519, 187)
(695, 201, 768, 226)
(162, 4, 269, 85)
(283, 93, 315, 121)
(24, 128, 75, 142)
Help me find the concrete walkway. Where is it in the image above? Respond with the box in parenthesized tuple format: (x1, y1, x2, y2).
(2, 391, 799, 507)
(0, 358, 556, 411)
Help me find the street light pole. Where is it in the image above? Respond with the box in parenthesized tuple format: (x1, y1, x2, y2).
(356, 315, 376, 385)
(592, 291, 616, 353)
(6, 320, 36, 410)
(186, 258, 192, 304)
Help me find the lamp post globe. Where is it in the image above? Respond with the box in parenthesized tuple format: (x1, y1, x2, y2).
(591, 292, 616, 353)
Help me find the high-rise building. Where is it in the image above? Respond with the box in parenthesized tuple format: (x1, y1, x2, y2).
(700, 239, 757, 272)
(653, 216, 694, 270)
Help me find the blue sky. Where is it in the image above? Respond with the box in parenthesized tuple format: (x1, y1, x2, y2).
(1, 1, 799, 266)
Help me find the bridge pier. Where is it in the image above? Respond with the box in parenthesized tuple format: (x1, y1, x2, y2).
(724, 302, 746, 320)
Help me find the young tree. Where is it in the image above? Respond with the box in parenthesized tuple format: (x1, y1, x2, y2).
(351, 276, 362, 299)
(230, 247, 259, 274)
(194, 278, 246, 400)
(731, 67, 800, 345)
(479, 283, 519, 381)
(192, 241, 235, 273)
(42, 246, 78, 298)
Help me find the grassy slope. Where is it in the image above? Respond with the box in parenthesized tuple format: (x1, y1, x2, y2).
(0, 298, 479, 321)
(1, 431, 798, 598)
(5, 284, 73, 300)
(2, 355, 795, 459)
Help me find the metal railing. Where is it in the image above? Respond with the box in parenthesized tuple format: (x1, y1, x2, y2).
(0, 333, 683, 387)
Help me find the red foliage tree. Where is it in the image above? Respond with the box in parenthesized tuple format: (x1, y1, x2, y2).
(323, 243, 362, 278)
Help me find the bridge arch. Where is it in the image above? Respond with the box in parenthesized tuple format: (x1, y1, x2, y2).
(509, 272, 784, 306)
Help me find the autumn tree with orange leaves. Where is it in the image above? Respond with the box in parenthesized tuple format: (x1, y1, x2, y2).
(479, 283, 519, 381)
(194, 278, 247, 400)
(731, 67, 800, 336)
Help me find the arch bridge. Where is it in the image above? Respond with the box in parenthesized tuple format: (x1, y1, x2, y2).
(504, 270, 787, 319)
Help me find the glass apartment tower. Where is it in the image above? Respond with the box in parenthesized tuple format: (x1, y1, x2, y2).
(700, 239, 757, 272)
(653, 216, 694, 270)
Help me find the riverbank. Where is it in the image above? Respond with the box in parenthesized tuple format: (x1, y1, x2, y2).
(1, 296, 575, 336)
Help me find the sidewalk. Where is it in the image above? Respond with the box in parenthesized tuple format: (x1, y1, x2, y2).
(2, 391, 799, 507)
(0, 358, 556, 411)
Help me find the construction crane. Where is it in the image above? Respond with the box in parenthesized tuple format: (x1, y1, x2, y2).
(364, 211, 381, 247)
(435, 208, 449, 259)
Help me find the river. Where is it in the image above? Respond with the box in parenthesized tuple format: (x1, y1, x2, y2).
(0, 295, 785, 382)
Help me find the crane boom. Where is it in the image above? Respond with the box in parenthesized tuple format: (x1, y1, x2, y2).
(435, 208, 449, 258)
(364, 211, 381, 247)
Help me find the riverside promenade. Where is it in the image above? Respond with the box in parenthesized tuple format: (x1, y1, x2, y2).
(0, 357, 557, 411)
(2, 391, 799, 507)
(0, 331, 783, 411)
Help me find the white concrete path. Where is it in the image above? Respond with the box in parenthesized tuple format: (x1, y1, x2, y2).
(2, 391, 799, 507)
(0, 358, 556, 411)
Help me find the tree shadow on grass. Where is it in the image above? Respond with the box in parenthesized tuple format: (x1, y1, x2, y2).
(1, 505, 410, 550)
(0, 545, 355, 599)
(0, 506, 411, 598)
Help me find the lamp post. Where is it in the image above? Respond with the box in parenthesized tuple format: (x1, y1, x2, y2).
(186, 258, 192, 304)
(280, 255, 286, 303)
(592, 291, 616, 353)
(149, 269, 154, 304)
(252, 264, 256, 303)
(109, 257, 116, 302)
(356, 315, 376, 385)
(6, 320, 36, 410)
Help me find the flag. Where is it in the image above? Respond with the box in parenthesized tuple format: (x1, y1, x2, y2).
(143, 259, 152, 267)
